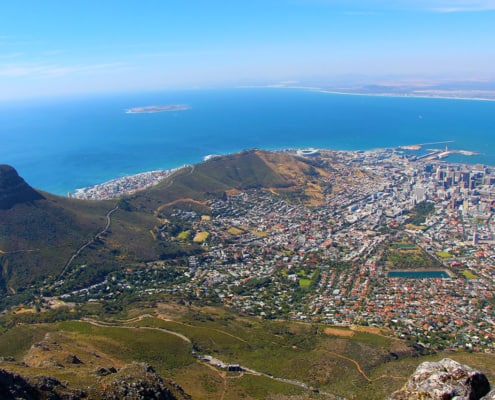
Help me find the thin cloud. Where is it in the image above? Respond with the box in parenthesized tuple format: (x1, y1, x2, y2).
(294, 0, 495, 12)
(0, 64, 49, 77)
(428, 0, 495, 11)
(42, 49, 66, 56)
(393, 0, 495, 12)
(0, 35, 38, 46)
(0, 62, 129, 78)
(0, 52, 23, 60)
(431, 6, 495, 12)
(0, 35, 13, 45)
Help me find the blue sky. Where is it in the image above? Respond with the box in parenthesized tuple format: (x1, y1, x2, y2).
(1, 0, 494, 99)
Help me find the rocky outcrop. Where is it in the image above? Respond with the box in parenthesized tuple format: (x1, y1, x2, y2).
(95, 366, 117, 377)
(389, 358, 490, 400)
(0, 165, 44, 209)
(99, 363, 191, 400)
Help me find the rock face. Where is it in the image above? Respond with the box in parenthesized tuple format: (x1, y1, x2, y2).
(0, 165, 44, 209)
(389, 358, 490, 400)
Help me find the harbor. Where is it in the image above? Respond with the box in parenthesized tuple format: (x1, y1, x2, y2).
(398, 141, 480, 161)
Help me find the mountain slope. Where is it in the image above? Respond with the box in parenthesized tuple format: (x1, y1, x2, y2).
(0, 150, 323, 295)
(0, 166, 160, 293)
(130, 149, 326, 214)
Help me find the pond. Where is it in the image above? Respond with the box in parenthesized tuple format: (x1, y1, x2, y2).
(387, 270, 450, 279)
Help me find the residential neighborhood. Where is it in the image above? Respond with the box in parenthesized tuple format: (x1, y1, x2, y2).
(56, 149, 495, 352)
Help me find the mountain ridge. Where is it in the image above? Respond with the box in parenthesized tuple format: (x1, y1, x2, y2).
(0, 150, 321, 294)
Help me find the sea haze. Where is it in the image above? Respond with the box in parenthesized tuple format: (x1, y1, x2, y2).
(1, 88, 495, 195)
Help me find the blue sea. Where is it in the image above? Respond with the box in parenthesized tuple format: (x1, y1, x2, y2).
(1, 88, 495, 195)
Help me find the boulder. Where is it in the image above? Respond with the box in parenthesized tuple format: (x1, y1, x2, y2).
(389, 358, 490, 400)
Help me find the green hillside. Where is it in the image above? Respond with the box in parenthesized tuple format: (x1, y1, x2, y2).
(128, 150, 296, 214)
(0, 195, 114, 290)
(0, 150, 317, 295)
(0, 304, 494, 399)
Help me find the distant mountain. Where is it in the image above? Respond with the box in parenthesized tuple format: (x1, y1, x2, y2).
(0, 150, 323, 296)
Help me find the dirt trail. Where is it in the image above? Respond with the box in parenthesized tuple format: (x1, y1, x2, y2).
(80, 317, 191, 343)
(80, 315, 339, 398)
(322, 349, 371, 382)
(155, 314, 251, 345)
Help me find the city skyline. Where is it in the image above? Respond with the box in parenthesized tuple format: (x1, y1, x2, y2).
(1, 0, 495, 100)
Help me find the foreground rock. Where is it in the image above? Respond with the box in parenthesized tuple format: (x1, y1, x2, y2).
(389, 358, 490, 400)
(0, 369, 39, 399)
(0, 368, 85, 399)
(1, 362, 190, 400)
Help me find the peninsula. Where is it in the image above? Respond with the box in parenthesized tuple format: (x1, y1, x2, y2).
(125, 104, 190, 114)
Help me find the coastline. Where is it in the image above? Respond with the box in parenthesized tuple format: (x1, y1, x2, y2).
(4, 87, 495, 196)
(70, 146, 494, 201)
(246, 84, 495, 102)
(315, 89, 495, 102)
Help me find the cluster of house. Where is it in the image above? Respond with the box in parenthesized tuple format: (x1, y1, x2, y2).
(59, 149, 495, 351)
(71, 168, 174, 200)
(166, 150, 495, 350)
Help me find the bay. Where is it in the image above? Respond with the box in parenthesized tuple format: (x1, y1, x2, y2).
(1, 88, 495, 195)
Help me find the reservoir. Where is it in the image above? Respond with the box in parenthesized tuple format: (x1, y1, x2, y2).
(388, 270, 450, 279)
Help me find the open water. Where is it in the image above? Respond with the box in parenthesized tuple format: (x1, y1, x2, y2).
(1, 88, 495, 195)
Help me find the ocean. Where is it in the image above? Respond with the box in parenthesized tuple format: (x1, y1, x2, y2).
(1, 88, 495, 195)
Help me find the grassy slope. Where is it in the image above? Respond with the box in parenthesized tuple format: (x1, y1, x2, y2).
(0, 306, 494, 399)
(129, 150, 295, 215)
(0, 192, 165, 292)
(0, 194, 115, 289)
